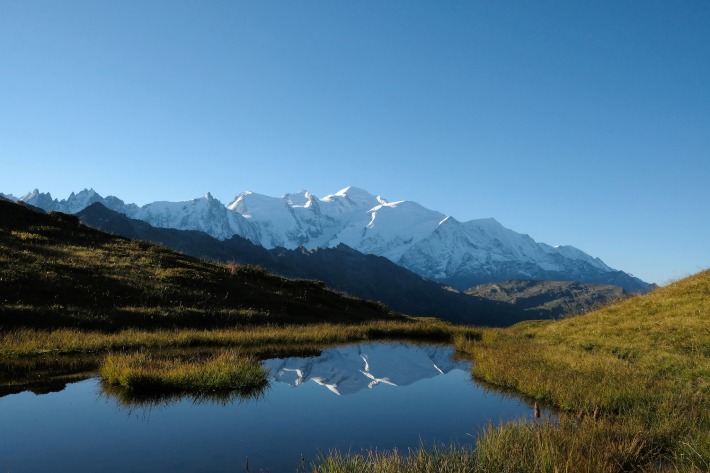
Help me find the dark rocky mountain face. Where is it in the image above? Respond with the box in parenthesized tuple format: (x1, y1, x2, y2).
(264, 244, 535, 326)
(77, 203, 537, 326)
(441, 263, 653, 295)
(0, 194, 46, 214)
(465, 279, 632, 318)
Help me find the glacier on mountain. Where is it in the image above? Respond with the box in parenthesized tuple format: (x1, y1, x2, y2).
(262, 342, 470, 396)
(18, 186, 653, 291)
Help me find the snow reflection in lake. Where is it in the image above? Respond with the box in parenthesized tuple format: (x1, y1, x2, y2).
(265, 342, 470, 395)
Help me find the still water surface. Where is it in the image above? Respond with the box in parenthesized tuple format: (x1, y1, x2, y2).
(0, 342, 536, 472)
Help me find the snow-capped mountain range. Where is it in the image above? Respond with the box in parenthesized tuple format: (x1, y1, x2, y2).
(13, 187, 653, 291)
(263, 342, 470, 396)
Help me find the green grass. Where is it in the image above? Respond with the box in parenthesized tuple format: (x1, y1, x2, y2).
(100, 349, 270, 392)
(314, 269, 710, 472)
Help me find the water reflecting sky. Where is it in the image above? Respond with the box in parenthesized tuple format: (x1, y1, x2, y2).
(0, 342, 537, 472)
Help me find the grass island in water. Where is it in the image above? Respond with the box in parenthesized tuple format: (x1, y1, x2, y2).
(100, 349, 269, 392)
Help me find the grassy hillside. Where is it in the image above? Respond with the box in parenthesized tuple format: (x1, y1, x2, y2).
(317, 269, 710, 472)
(0, 199, 403, 330)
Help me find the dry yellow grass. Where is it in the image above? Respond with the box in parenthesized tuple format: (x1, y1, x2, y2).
(0, 319, 481, 357)
(100, 349, 269, 391)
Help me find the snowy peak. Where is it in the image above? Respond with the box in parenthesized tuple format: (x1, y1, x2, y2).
(334, 186, 375, 199)
(282, 190, 318, 208)
(397, 213, 615, 285)
(335, 199, 447, 261)
(128, 193, 260, 242)
(540, 244, 612, 272)
(226, 191, 250, 213)
(329, 186, 383, 209)
(20, 188, 43, 201)
(20, 188, 103, 214)
(227, 191, 285, 215)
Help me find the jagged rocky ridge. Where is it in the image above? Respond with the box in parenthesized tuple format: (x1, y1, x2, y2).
(263, 342, 470, 396)
(16, 187, 653, 293)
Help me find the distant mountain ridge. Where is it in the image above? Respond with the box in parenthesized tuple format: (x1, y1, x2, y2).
(15, 187, 653, 293)
(465, 279, 632, 317)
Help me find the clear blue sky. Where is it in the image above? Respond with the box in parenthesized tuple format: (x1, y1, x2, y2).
(1, 1, 708, 284)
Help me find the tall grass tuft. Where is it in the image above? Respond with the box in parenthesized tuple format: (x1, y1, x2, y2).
(100, 349, 270, 392)
(311, 443, 476, 473)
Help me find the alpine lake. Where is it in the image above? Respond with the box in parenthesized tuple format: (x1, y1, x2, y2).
(0, 341, 545, 472)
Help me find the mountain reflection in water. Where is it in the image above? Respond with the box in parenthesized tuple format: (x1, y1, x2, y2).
(264, 342, 471, 395)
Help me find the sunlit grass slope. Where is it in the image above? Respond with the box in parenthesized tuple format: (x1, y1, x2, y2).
(0, 199, 401, 330)
(100, 349, 269, 392)
(316, 270, 710, 472)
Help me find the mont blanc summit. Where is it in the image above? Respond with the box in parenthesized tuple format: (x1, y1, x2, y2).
(226, 186, 447, 261)
(16, 186, 653, 292)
